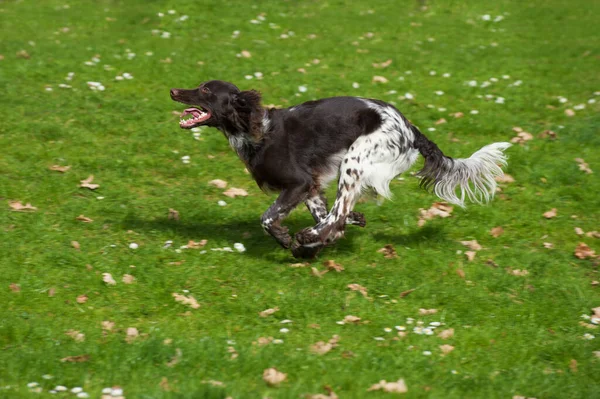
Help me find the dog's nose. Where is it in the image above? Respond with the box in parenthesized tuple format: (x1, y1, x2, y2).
(170, 88, 179, 98)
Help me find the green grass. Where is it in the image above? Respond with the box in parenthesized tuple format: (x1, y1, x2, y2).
(1, 0, 599, 397)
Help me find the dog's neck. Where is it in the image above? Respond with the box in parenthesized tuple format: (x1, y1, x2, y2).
(220, 108, 269, 163)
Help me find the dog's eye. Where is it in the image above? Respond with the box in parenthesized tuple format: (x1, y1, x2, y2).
(201, 87, 210, 94)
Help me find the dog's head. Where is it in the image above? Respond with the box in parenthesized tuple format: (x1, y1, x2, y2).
(170, 80, 262, 132)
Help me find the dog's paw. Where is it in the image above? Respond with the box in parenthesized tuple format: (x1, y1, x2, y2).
(291, 240, 323, 259)
(347, 211, 367, 227)
(294, 227, 321, 246)
(276, 233, 292, 249)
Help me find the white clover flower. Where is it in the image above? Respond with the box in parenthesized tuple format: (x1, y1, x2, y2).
(54, 386, 67, 392)
(495, 97, 505, 104)
(470, 110, 479, 114)
(395, 326, 406, 331)
(423, 350, 432, 356)
(384, 327, 392, 333)
(129, 243, 138, 249)
(218, 200, 227, 206)
(467, 80, 477, 87)
(71, 387, 83, 393)
(443, 73, 451, 78)
(298, 85, 307, 93)
(27, 383, 39, 388)
(352, 82, 360, 89)
(435, 90, 444, 95)
(280, 328, 289, 333)
(404, 92, 414, 100)
(234, 243, 246, 253)
(481, 14, 491, 21)
(273, 339, 284, 344)
(77, 393, 89, 399)
(583, 333, 595, 340)
(373, 337, 385, 341)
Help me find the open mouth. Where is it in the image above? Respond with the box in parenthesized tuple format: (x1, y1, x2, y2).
(179, 107, 211, 128)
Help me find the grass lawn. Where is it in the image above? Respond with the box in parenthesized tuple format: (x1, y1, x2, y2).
(1, 0, 599, 397)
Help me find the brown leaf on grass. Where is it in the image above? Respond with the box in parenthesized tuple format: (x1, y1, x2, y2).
(76, 294, 88, 304)
(565, 109, 575, 117)
(263, 368, 287, 386)
(377, 244, 398, 259)
(569, 359, 578, 373)
(289, 262, 310, 268)
(17, 49, 31, 59)
(172, 293, 200, 309)
(311, 267, 328, 278)
(324, 260, 344, 272)
(367, 379, 408, 393)
(418, 202, 453, 226)
(543, 242, 554, 249)
(438, 328, 454, 339)
(65, 330, 85, 342)
(8, 201, 37, 212)
(461, 240, 482, 251)
(539, 130, 557, 140)
(49, 165, 71, 172)
(372, 59, 392, 68)
(209, 179, 227, 188)
(452, 112, 464, 118)
(592, 307, 600, 324)
(125, 327, 139, 343)
(399, 288, 415, 298)
(435, 118, 447, 125)
(575, 243, 596, 259)
(347, 283, 369, 298)
(440, 344, 455, 355)
(168, 208, 180, 220)
(591, 281, 599, 287)
(9, 283, 20, 292)
(465, 251, 476, 262)
(102, 273, 116, 286)
(223, 187, 248, 198)
(586, 231, 600, 238)
(419, 308, 438, 315)
(456, 268, 466, 279)
(201, 379, 226, 387)
(101, 321, 115, 331)
(490, 226, 504, 238)
(575, 158, 593, 174)
(48, 287, 56, 297)
(508, 268, 529, 276)
(259, 307, 279, 317)
(495, 174, 515, 183)
(579, 321, 597, 329)
(575, 227, 585, 236)
(60, 354, 89, 363)
(79, 175, 99, 190)
(240, 50, 252, 58)
(256, 336, 274, 346)
(308, 386, 339, 399)
(122, 274, 135, 284)
(159, 377, 171, 391)
(71, 241, 80, 250)
(166, 348, 182, 367)
(543, 208, 558, 219)
(187, 239, 207, 249)
(343, 315, 361, 324)
(372, 75, 389, 83)
(310, 335, 340, 355)
(76, 215, 93, 223)
(228, 346, 238, 360)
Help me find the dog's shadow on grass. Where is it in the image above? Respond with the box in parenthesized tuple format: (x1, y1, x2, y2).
(122, 214, 447, 260)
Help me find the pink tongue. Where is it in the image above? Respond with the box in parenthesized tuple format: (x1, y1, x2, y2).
(181, 107, 201, 117)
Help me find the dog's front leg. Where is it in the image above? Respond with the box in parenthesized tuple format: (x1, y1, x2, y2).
(261, 186, 309, 249)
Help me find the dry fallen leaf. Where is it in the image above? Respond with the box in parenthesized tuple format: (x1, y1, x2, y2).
(543, 208, 558, 219)
(575, 227, 585, 236)
(8, 201, 37, 212)
(259, 307, 279, 317)
(168, 208, 180, 220)
(419, 308, 438, 315)
(372, 75, 389, 83)
(60, 354, 89, 363)
(372, 59, 392, 68)
(201, 379, 226, 387)
(440, 344, 455, 355)
(347, 283, 369, 298)
(343, 315, 361, 324)
(48, 287, 56, 297)
(508, 268, 529, 276)
(263, 368, 287, 386)
(539, 130, 557, 140)
(76, 215, 93, 223)
(456, 268, 466, 279)
(71, 241, 80, 250)
(438, 328, 454, 339)
(575, 243, 596, 259)
(166, 348, 182, 367)
(565, 109, 575, 117)
(257, 336, 274, 346)
(311, 267, 329, 278)
(324, 260, 344, 272)
(223, 187, 248, 198)
(569, 359, 578, 373)
(65, 330, 85, 342)
(490, 226, 504, 238)
(367, 379, 408, 393)
(79, 175, 99, 190)
(209, 179, 227, 188)
(435, 118, 447, 125)
(586, 231, 600, 239)
(101, 321, 115, 331)
(452, 112, 464, 118)
(173, 293, 200, 309)
(575, 158, 593, 174)
(495, 174, 515, 183)
(418, 202, 453, 226)
(461, 240, 482, 251)
(307, 386, 339, 399)
(76, 294, 88, 304)
(159, 377, 171, 392)
(543, 242, 554, 249)
(377, 244, 398, 259)
(465, 251, 476, 262)
(9, 283, 20, 292)
(49, 165, 71, 172)
(310, 335, 340, 355)
(187, 239, 207, 249)
(102, 273, 116, 286)
(125, 327, 139, 343)
(289, 262, 310, 268)
(399, 288, 415, 298)
(122, 274, 135, 284)
(240, 50, 252, 58)
(228, 346, 238, 360)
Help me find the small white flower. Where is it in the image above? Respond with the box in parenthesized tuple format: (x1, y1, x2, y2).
(218, 200, 227, 206)
(49, 390, 57, 394)
(77, 393, 89, 399)
(438, 107, 447, 112)
(227, 339, 236, 345)
(494, 15, 504, 22)
(145, 51, 153, 56)
(179, 15, 189, 21)
(427, 128, 436, 132)
(352, 82, 360, 89)
(115, 76, 124, 81)
(254, 72, 263, 79)
(298, 85, 307, 93)
(406, 317, 414, 324)
(413, 327, 424, 335)
(129, 243, 138, 249)
(481, 81, 491, 88)
(470, 110, 479, 114)
(42, 375, 53, 380)
(181, 155, 190, 164)
(430, 70, 436, 76)
(481, 14, 491, 21)
(573, 104, 585, 110)
(157, 12, 164, 17)
(373, 337, 385, 341)
(273, 339, 284, 344)
(583, 333, 595, 340)
(502, 75, 510, 79)
(336, 321, 345, 325)
(71, 387, 83, 394)
(123, 73, 133, 79)
(27, 383, 39, 388)
(45, 87, 53, 92)
(234, 243, 246, 252)
(161, 31, 171, 39)
(424, 328, 434, 335)
(592, 317, 600, 325)
(490, 77, 498, 82)
(451, 370, 458, 374)
(55, 386, 67, 392)
(588, 98, 596, 104)
(280, 319, 292, 324)
(558, 97, 568, 103)
(513, 80, 523, 86)
(395, 326, 406, 331)
(111, 388, 124, 396)
(430, 321, 442, 327)
(423, 350, 432, 356)
(404, 92, 414, 100)
(467, 80, 477, 87)
(443, 73, 451, 78)
(168, 9, 176, 14)
(434, 90, 444, 95)
(280, 328, 289, 333)
(384, 327, 392, 333)
(405, 70, 412, 74)
(101, 388, 112, 394)
(244, 75, 253, 80)
(495, 96, 505, 104)
(250, 19, 260, 24)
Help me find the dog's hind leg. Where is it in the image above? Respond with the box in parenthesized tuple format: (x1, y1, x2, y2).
(262, 184, 310, 249)
(305, 190, 366, 227)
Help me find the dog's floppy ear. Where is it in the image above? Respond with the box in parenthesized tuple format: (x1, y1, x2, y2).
(233, 90, 262, 110)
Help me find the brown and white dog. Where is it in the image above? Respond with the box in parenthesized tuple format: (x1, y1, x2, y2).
(170, 80, 511, 258)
